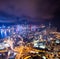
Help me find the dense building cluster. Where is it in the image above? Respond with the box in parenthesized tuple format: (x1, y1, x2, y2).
(0, 24, 60, 59)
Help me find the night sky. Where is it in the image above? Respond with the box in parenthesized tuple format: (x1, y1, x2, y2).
(0, 0, 60, 31)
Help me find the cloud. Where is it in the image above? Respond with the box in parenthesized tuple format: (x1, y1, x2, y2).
(0, 0, 60, 22)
